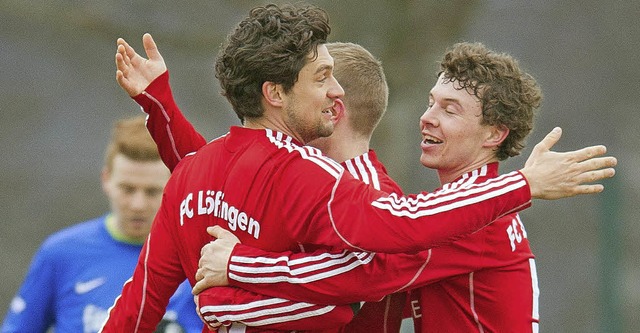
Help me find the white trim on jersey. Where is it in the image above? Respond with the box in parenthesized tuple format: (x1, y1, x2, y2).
(389, 249, 432, 294)
(135, 235, 153, 333)
(264, 129, 344, 179)
(371, 171, 527, 218)
(141, 91, 182, 163)
(229, 251, 376, 284)
(469, 272, 486, 333)
(530, 258, 540, 333)
(200, 298, 336, 326)
(344, 153, 381, 190)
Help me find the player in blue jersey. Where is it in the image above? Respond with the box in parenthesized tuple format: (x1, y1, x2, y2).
(1, 116, 202, 333)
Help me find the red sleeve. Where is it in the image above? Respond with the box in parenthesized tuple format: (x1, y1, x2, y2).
(305, 169, 532, 253)
(197, 286, 354, 331)
(227, 245, 431, 304)
(100, 195, 187, 332)
(133, 71, 207, 171)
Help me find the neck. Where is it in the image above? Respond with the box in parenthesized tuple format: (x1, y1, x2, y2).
(244, 117, 305, 144)
(105, 214, 145, 245)
(323, 138, 370, 163)
(309, 126, 370, 163)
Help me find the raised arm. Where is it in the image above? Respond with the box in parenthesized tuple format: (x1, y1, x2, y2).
(116, 34, 207, 171)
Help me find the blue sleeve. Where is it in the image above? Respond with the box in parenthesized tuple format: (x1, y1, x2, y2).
(1, 246, 57, 333)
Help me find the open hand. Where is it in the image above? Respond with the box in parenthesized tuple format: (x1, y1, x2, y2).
(520, 127, 617, 199)
(115, 33, 167, 96)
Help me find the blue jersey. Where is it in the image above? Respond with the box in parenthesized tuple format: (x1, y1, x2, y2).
(1, 215, 202, 333)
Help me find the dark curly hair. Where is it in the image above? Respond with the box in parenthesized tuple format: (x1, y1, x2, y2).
(439, 42, 543, 160)
(215, 3, 330, 121)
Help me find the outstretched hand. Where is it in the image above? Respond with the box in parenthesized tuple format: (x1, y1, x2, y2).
(520, 127, 617, 200)
(192, 226, 240, 295)
(115, 33, 167, 96)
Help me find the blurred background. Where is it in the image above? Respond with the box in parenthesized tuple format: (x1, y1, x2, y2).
(1, 0, 638, 332)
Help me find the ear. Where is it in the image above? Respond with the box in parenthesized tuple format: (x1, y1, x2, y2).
(100, 167, 111, 195)
(261, 81, 284, 108)
(332, 98, 345, 124)
(483, 124, 509, 148)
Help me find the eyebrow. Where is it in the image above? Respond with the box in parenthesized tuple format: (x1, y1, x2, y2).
(314, 64, 333, 75)
(429, 92, 463, 106)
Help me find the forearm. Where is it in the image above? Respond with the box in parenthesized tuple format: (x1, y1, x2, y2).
(324, 170, 531, 253)
(133, 71, 207, 171)
(226, 227, 515, 305)
(227, 244, 431, 304)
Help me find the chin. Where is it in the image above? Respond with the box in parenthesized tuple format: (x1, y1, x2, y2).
(420, 155, 438, 169)
(319, 124, 334, 138)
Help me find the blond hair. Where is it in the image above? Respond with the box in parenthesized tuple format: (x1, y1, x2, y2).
(328, 42, 389, 138)
(104, 115, 160, 171)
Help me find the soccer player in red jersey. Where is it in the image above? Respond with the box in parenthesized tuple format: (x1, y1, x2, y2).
(114, 34, 409, 331)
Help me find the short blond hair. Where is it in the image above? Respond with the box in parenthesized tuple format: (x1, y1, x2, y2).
(328, 42, 389, 138)
(103, 115, 161, 171)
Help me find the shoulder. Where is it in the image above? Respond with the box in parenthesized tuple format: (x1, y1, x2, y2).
(342, 150, 401, 193)
(184, 128, 344, 178)
(40, 216, 105, 253)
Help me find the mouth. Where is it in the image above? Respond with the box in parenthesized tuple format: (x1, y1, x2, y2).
(129, 217, 148, 224)
(422, 133, 443, 145)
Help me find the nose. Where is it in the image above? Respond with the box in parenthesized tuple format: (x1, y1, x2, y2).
(329, 76, 345, 99)
(129, 190, 148, 210)
(419, 107, 438, 129)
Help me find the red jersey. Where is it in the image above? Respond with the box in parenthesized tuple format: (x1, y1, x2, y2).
(100, 72, 532, 333)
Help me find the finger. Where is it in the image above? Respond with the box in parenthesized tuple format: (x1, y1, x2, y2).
(577, 155, 617, 173)
(575, 168, 616, 184)
(207, 225, 241, 243)
(115, 51, 129, 74)
(567, 145, 608, 163)
(206, 225, 223, 238)
(533, 127, 562, 153)
(200, 241, 216, 257)
(192, 278, 207, 295)
(572, 184, 605, 195)
(195, 266, 204, 280)
(116, 38, 126, 51)
(142, 33, 162, 61)
(115, 70, 126, 87)
(116, 44, 132, 69)
(118, 37, 137, 60)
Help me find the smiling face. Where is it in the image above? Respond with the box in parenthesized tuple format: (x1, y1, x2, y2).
(419, 74, 507, 184)
(101, 153, 170, 242)
(280, 44, 344, 144)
